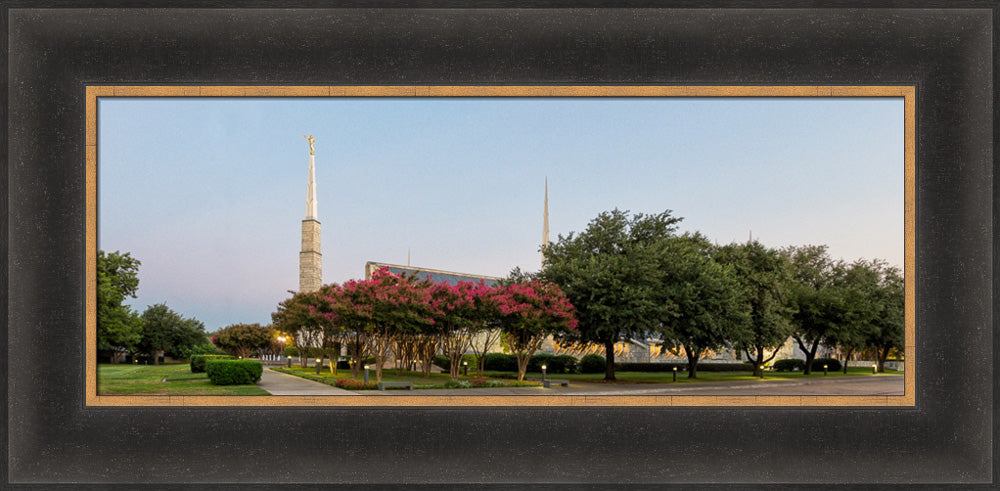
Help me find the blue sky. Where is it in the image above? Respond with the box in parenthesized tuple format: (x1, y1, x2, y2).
(98, 96, 904, 332)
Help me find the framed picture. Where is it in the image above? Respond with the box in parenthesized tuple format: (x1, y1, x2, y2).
(5, 4, 994, 488)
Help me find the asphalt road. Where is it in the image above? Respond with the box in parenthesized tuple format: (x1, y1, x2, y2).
(358, 374, 905, 397)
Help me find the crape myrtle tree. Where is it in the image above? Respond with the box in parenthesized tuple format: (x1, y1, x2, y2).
(541, 209, 682, 381)
(272, 288, 333, 368)
(784, 245, 850, 375)
(96, 250, 143, 363)
(331, 268, 436, 383)
(656, 233, 748, 379)
(494, 279, 578, 382)
(431, 280, 495, 380)
(138, 303, 207, 364)
(211, 323, 275, 359)
(467, 284, 504, 377)
(714, 241, 795, 377)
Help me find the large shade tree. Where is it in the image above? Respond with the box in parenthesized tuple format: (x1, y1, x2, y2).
(96, 250, 143, 363)
(784, 245, 851, 375)
(138, 303, 206, 364)
(541, 209, 681, 380)
(867, 264, 904, 372)
(714, 241, 795, 377)
(656, 233, 747, 378)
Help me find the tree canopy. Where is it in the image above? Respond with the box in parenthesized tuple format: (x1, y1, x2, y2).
(96, 250, 143, 361)
(541, 209, 681, 380)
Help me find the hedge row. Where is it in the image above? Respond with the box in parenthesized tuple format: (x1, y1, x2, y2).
(613, 362, 752, 373)
(205, 360, 263, 385)
(190, 354, 235, 373)
(772, 358, 843, 372)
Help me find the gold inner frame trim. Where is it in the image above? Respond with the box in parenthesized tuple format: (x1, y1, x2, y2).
(85, 85, 916, 407)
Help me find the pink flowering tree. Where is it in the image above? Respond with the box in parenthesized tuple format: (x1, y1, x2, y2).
(495, 281, 578, 381)
(431, 280, 495, 379)
(330, 268, 436, 382)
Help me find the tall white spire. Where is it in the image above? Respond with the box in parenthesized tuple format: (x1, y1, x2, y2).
(299, 135, 322, 293)
(543, 177, 549, 248)
(305, 152, 317, 219)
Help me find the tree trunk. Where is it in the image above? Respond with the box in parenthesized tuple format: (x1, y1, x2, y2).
(842, 347, 854, 374)
(516, 354, 530, 382)
(154, 349, 164, 365)
(877, 345, 891, 372)
(604, 340, 616, 381)
(683, 345, 700, 378)
(751, 346, 765, 377)
(794, 336, 820, 375)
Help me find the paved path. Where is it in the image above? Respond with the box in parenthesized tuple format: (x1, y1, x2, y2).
(257, 368, 358, 396)
(360, 374, 904, 396)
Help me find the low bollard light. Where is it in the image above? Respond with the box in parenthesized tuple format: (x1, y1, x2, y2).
(759, 365, 764, 379)
(541, 364, 547, 383)
(316, 358, 322, 374)
(823, 364, 828, 376)
(463, 361, 468, 376)
(872, 363, 877, 374)
(672, 366, 677, 382)
(363, 364, 370, 384)
(287, 356, 291, 368)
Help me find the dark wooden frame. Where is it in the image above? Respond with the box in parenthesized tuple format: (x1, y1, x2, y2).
(4, 4, 994, 488)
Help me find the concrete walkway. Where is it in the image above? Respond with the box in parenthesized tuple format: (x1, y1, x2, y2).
(257, 368, 358, 396)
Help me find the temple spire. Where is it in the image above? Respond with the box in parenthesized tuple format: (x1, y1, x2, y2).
(299, 136, 322, 293)
(543, 177, 549, 248)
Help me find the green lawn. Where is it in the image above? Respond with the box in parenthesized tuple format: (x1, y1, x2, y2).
(273, 366, 542, 389)
(274, 364, 901, 388)
(98, 363, 270, 395)
(483, 366, 903, 384)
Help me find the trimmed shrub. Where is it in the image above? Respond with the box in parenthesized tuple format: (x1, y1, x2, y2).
(334, 378, 378, 390)
(580, 354, 607, 374)
(554, 355, 579, 374)
(283, 346, 299, 357)
(482, 353, 518, 372)
(812, 358, 842, 372)
(614, 362, 752, 372)
(773, 359, 806, 372)
(190, 354, 235, 373)
(205, 360, 263, 385)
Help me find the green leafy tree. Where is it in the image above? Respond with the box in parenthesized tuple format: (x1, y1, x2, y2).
(212, 323, 275, 359)
(715, 241, 795, 377)
(867, 265, 904, 372)
(541, 209, 682, 380)
(825, 259, 883, 373)
(784, 245, 851, 375)
(656, 234, 748, 378)
(138, 303, 206, 364)
(96, 250, 143, 363)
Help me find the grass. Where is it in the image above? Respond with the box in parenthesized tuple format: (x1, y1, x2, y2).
(98, 363, 270, 395)
(272, 366, 542, 390)
(274, 364, 901, 388)
(484, 366, 903, 384)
